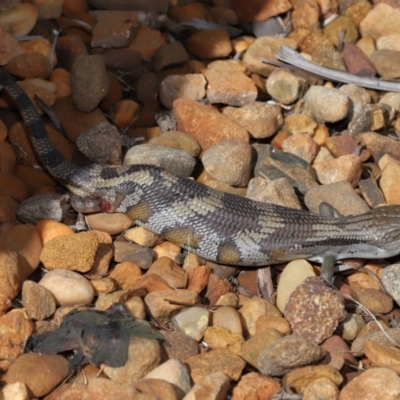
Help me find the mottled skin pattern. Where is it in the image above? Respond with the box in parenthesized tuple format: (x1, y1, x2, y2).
(2, 68, 400, 282)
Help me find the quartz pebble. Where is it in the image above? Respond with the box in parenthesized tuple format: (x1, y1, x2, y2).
(171, 306, 210, 341)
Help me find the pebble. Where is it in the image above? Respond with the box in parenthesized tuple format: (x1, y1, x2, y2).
(153, 242, 182, 262)
(153, 41, 189, 72)
(342, 43, 377, 78)
(303, 377, 340, 400)
(144, 358, 191, 397)
(240, 329, 283, 367)
(159, 74, 206, 109)
(35, 219, 75, 245)
(212, 306, 243, 335)
(381, 263, 400, 306)
(255, 315, 291, 336)
(149, 131, 201, 158)
(128, 24, 166, 59)
(71, 55, 109, 112)
(171, 306, 210, 341)
(2, 382, 29, 400)
(39, 269, 95, 306)
(160, 330, 199, 361)
(276, 259, 315, 313)
(113, 242, 154, 269)
(231, 372, 281, 400)
(266, 68, 304, 104)
(184, 371, 230, 400)
(285, 277, 346, 344)
(304, 180, 369, 216)
(203, 60, 257, 106)
(351, 328, 400, 357)
(257, 334, 325, 376)
(354, 288, 393, 314)
(321, 335, 357, 371)
(203, 325, 245, 354)
(370, 50, 400, 79)
(357, 131, 400, 162)
(222, 102, 282, 139)
(85, 212, 132, 235)
(202, 138, 252, 187)
(174, 98, 249, 151)
(90, 277, 117, 294)
(239, 297, 281, 336)
(339, 367, 400, 400)
(108, 262, 142, 290)
(21, 280, 56, 320)
(282, 114, 317, 135)
(0, 3, 39, 37)
(124, 226, 161, 248)
(76, 122, 121, 165)
(286, 365, 343, 394)
(303, 86, 349, 123)
(377, 34, 400, 52)
(3, 353, 69, 398)
(147, 257, 187, 289)
(184, 349, 246, 383)
(145, 289, 199, 320)
(314, 154, 363, 188)
(336, 313, 366, 342)
(103, 336, 161, 383)
(0, 195, 18, 223)
(0, 310, 33, 371)
(123, 144, 196, 177)
(186, 265, 211, 293)
(282, 133, 318, 163)
(364, 340, 400, 374)
(186, 29, 233, 59)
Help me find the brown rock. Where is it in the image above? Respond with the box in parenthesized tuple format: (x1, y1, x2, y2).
(255, 315, 291, 335)
(185, 371, 230, 400)
(153, 41, 189, 72)
(184, 349, 246, 382)
(173, 99, 249, 151)
(186, 265, 211, 293)
(321, 335, 358, 370)
(113, 99, 141, 128)
(40, 231, 98, 272)
(85, 212, 132, 235)
(0, 27, 25, 65)
(354, 288, 393, 314)
(203, 325, 245, 354)
(84, 230, 113, 278)
(232, 0, 292, 22)
(0, 310, 34, 370)
(213, 305, 243, 335)
(206, 273, 233, 305)
(0, 141, 16, 174)
(21, 280, 56, 320)
(4, 353, 69, 398)
(160, 330, 199, 361)
(370, 49, 400, 79)
(303, 377, 340, 400)
(203, 60, 257, 106)
(103, 336, 161, 383)
(285, 277, 346, 344)
(149, 131, 201, 158)
(232, 372, 281, 400)
(339, 367, 400, 400)
(0, 171, 29, 202)
(128, 24, 166, 59)
(282, 133, 318, 163)
(342, 43, 377, 77)
(4, 52, 52, 79)
(285, 365, 343, 393)
(35, 219, 75, 245)
(55, 34, 88, 71)
(147, 257, 187, 289)
(364, 340, 400, 374)
(222, 102, 282, 139)
(186, 29, 233, 59)
(13, 164, 57, 194)
(132, 378, 179, 400)
(108, 262, 142, 289)
(0, 195, 18, 222)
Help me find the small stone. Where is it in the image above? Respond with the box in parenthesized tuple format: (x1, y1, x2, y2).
(124, 226, 161, 248)
(357, 131, 400, 162)
(282, 133, 318, 163)
(90, 277, 117, 295)
(282, 114, 317, 135)
(222, 102, 282, 139)
(160, 330, 199, 361)
(103, 336, 161, 383)
(35, 219, 75, 245)
(203, 60, 257, 106)
(144, 358, 191, 397)
(39, 269, 95, 306)
(86, 213, 132, 236)
(239, 297, 281, 336)
(128, 24, 166, 59)
(255, 315, 292, 336)
(76, 122, 121, 165)
(242, 36, 297, 77)
(145, 290, 199, 320)
(113, 242, 154, 269)
(174, 98, 249, 151)
(359, 3, 400, 39)
(370, 50, 400, 79)
(108, 262, 142, 290)
(153, 41, 189, 72)
(324, 15, 358, 46)
(266, 68, 304, 104)
(377, 34, 400, 52)
(381, 263, 400, 307)
(276, 259, 315, 313)
(71, 55, 109, 112)
(96, 291, 145, 320)
(0, 3, 39, 37)
(342, 43, 377, 77)
(171, 306, 210, 341)
(284, 277, 346, 344)
(40, 231, 98, 272)
(0, 310, 34, 371)
(186, 29, 232, 59)
(302, 377, 340, 400)
(286, 365, 343, 394)
(203, 325, 245, 354)
(231, 372, 281, 400)
(240, 329, 283, 367)
(257, 334, 325, 376)
(212, 306, 243, 335)
(304, 180, 369, 215)
(123, 144, 196, 177)
(149, 131, 201, 158)
(0, 195, 18, 222)
(336, 313, 366, 342)
(354, 288, 393, 314)
(351, 328, 400, 357)
(2, 382, 29, 400)
(185, 371, 230, 400)
(0, 172, 28, 203)
(55, 35, 88, 72)
(313, 154, 363, 188)
(186, 265, 211, 294)
(364, 341, 400, 375)
(339, 367, 400, 400)
(303, 86, 349, 123)
(202, 138, 252, 187)
(184, 349, 246, 382)
(153, 242, 182, 262)
(91, 10, 140, 48)
(321, 335, 357, 371)
(3, 353, 69, 398)
(0, 27, 25, 65)
(21, 280, 56, 320)
(113, 99, 140, 128)
(147, 257, 187, 289)
(159, 74, 206, 109)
